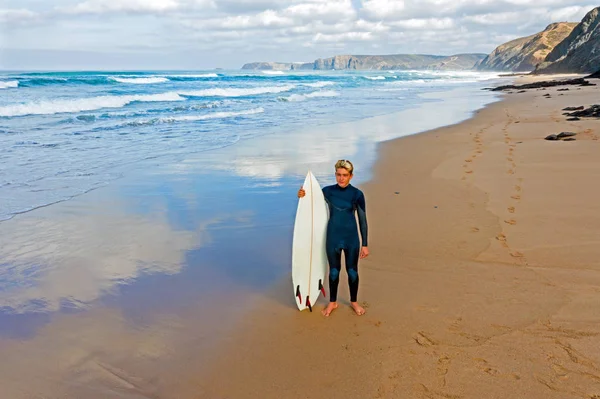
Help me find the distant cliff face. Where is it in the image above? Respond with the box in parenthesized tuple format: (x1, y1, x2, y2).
(241, 62, 313, 70)
(476, 22, 578, 72)
(312, 53, 485, 70)
(242, 53, 485, 71)
(535, 7, 600, 74)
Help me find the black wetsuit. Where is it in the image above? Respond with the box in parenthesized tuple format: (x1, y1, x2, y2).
(322, 184, 368, 303)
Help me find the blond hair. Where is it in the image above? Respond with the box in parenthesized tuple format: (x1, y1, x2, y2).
(335, 159, 354, 175)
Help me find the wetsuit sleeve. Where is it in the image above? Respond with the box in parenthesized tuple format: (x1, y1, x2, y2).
(356, 191, 368, 246)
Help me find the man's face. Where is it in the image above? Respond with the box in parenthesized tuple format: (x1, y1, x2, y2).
(335, 168, 352, 188)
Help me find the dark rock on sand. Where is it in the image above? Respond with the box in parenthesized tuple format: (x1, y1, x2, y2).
(563, 106, 584, 111)
(557, 132, 577, 138)
(567, 117, 581, 121)
(545, 132, 578, 141)
(490, 78, 592, 91)
(565, 104, 600, 118)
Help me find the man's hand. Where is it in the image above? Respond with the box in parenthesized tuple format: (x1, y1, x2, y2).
(360, 246, 369, 259)
(297, 187, 305, 198)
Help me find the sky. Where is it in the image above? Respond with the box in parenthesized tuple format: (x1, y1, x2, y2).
(0, 0, 596, 70)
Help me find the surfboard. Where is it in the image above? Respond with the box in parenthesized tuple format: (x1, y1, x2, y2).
(292, 171, 329, 312)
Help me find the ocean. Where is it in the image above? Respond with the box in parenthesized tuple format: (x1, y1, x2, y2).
(0, 69, 501, 222)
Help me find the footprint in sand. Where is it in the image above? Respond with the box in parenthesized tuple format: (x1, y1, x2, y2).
(508, 207, 515, 213)
(465, 158, 473, 163)
(511, 195, 521, 200)
(465, 170, 473, 174)
(415, 332, 436, 347)
(507, 157, 513, 162)
(504, 219, 517, 225)
(507, 169, 515, 175)
(510, 251, 524, 258)
(515, 185, 521, 192)
(471, 227, 480, 232)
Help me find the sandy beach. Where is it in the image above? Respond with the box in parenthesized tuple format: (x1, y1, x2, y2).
(1, 76, 599, 399)
(190, 77, 600, 399)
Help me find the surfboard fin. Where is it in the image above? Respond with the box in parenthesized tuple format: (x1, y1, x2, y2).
(306, 296, 312, 312)
(296, 285, 302, 304)
(318, 279, 326, 296)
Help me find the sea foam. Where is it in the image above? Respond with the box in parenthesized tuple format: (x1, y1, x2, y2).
(0, 80, 19, 89)
(127, 107, 264, 126)
(179, 85, 295, 97)
(0, 92, 185, 117)
(110, 77, 170, 84)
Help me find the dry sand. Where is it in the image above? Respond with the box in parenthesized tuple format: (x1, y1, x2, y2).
(193, 79, 600, 399)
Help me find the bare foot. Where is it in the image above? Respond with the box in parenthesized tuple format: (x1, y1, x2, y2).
(322, 302, 338, 317)
(351, 302, 366, 316)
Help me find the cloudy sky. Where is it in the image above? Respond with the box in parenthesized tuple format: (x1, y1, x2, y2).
(0, 0, 596, 70)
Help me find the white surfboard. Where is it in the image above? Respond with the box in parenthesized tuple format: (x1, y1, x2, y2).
(292, 171, 329, 311)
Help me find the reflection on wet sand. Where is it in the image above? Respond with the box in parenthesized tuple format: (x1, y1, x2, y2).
(0, 199, 206, 315)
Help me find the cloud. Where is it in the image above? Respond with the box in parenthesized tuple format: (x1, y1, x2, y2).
(361, 0, 405, 20)
(60, 0, 182, 15)
(1, 1, 597, 69)
(0, 201, 212, 314)
(390, 17, 455, 30)
(0, 8, 40, 26)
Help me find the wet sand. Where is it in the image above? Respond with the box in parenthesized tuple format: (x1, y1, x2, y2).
(195, 78, 600, 398)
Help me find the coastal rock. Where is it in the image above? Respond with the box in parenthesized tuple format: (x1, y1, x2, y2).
(557, 132, 577, 138)
(241, 61, 313, 70)
(535, 7, 600, 73)
(565, 104, 600, 118)
(490, 78, 592, 91)
(545, 132, 577, 141)
(476, 23, 578, 72)
(312, 53, 486, 70)
(563, 106, 584, 111)
(586, 70, 600, 78)
(243, 53, 486, 71)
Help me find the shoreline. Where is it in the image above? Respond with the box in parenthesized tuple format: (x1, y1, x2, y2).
(192, 76, 600, 398)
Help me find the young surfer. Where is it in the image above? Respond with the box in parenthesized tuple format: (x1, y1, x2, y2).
(297, 159, 369, 316)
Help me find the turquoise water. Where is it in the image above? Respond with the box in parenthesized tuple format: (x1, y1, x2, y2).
(0, 69, 500, 221)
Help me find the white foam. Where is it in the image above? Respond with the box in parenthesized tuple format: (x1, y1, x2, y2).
(364, 76, 386, 80)
(110, 77, 170, 84)
(302, 81, 335, 88)
(0, 92, 185, 117)
(129, 107, 264, 125)
(280, 90, 339, 102)
(262, 71, 285, 75)
(166, 73, 219, 78)
(0, 80, 19, 89)
(180, 85, 295, 97)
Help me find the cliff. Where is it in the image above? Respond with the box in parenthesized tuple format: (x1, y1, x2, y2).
(242, 53, 486, 71)
(312, 53, 485, 70)
(476, 22, 578, 72)
(241, 62, 313, 70)
(535, 7, 600, 74)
